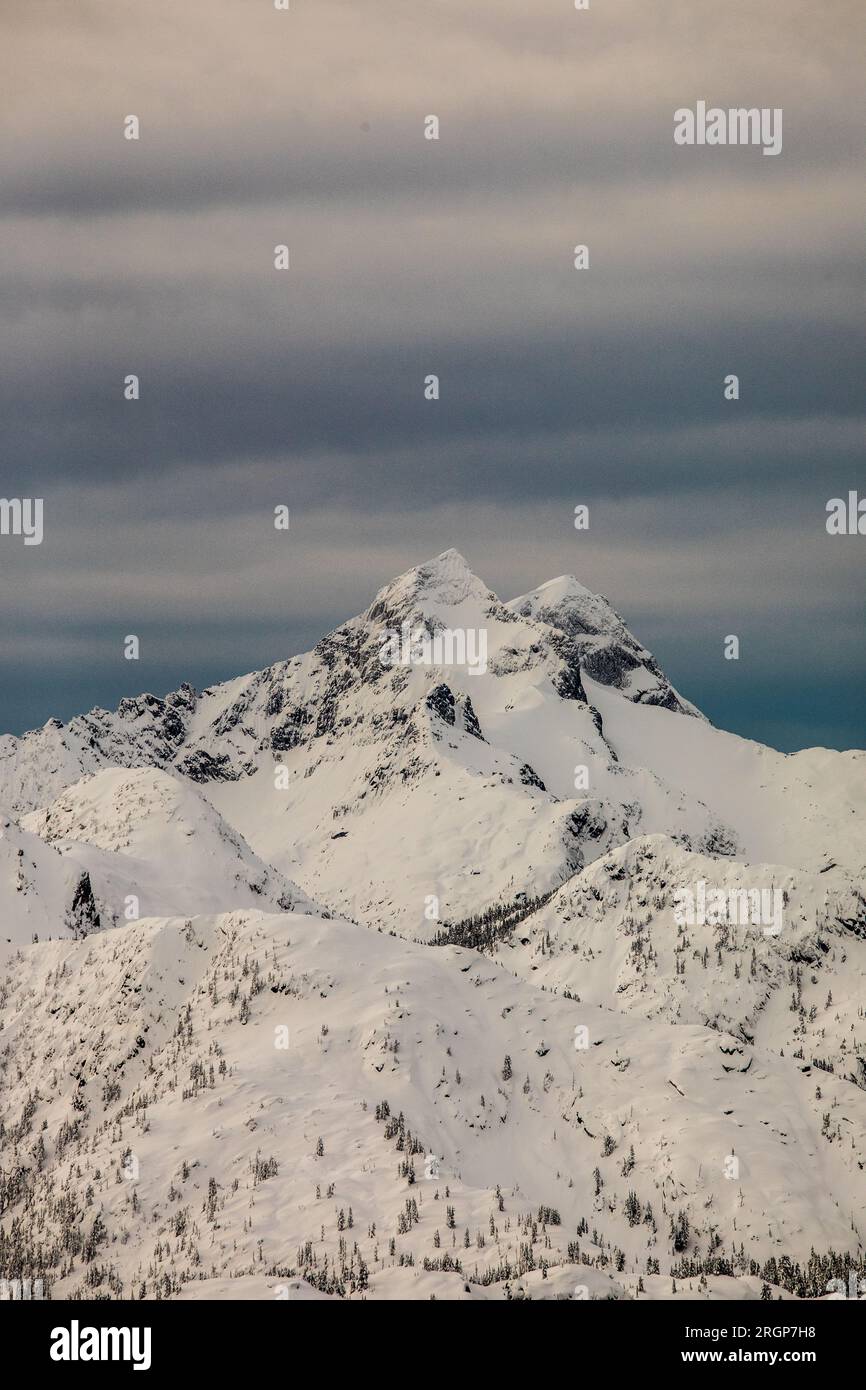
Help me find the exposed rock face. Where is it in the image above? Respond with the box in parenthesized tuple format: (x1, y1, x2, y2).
(0, 551, 864, 1303)
(0, 550, 611, 821)
(425, 683, 457, 726)
(65, 871, 100, 939)
(518, 762, 546, 791)
(506, 576, 700, 716)
(176, 750, 240, 782)
(425, 684, 485, 741)
(0, 549, 861, 941)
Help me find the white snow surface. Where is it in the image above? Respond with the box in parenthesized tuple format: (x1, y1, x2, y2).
(0, 550, 863, 1301)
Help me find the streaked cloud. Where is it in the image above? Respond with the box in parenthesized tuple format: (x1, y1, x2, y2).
(0, 0, 862, 750)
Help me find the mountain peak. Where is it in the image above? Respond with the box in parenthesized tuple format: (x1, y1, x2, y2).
(507, 575, 700, 717)
(531, 575, 597, 604)
(433, 546, 470, 566)
(368, 548, 496, 623)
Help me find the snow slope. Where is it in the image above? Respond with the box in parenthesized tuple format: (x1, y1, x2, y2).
(20, 767, 315, 929)
(1, 552, 858, 938)
(497, 834, 866, 1081)
(0, 549, 863, 1301)
(1, 908, 862, 1301)
(0, 817, 100, 945)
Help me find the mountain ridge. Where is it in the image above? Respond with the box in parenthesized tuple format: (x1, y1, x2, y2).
(0, 551, 863, 1302)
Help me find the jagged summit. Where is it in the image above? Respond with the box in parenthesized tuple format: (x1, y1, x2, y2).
(366, 548, 498, 626)
(507, 573, 699, 716)
(0, 548, 861, 914)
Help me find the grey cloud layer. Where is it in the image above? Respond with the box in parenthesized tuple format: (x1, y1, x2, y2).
(0, 0, 863, 749)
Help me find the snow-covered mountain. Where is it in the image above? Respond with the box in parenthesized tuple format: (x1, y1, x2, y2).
(506, 575, 700, 715)
(3, 908, 864, 1302)
(496, 834, 866, 1078)
(0, 817, 100, 946)
(0, 550, 863, 1301)
(5, 549, 860, 934)
(16, 767, 315, 939)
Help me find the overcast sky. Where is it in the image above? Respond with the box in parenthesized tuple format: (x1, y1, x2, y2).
(1, 0, 863, 750)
